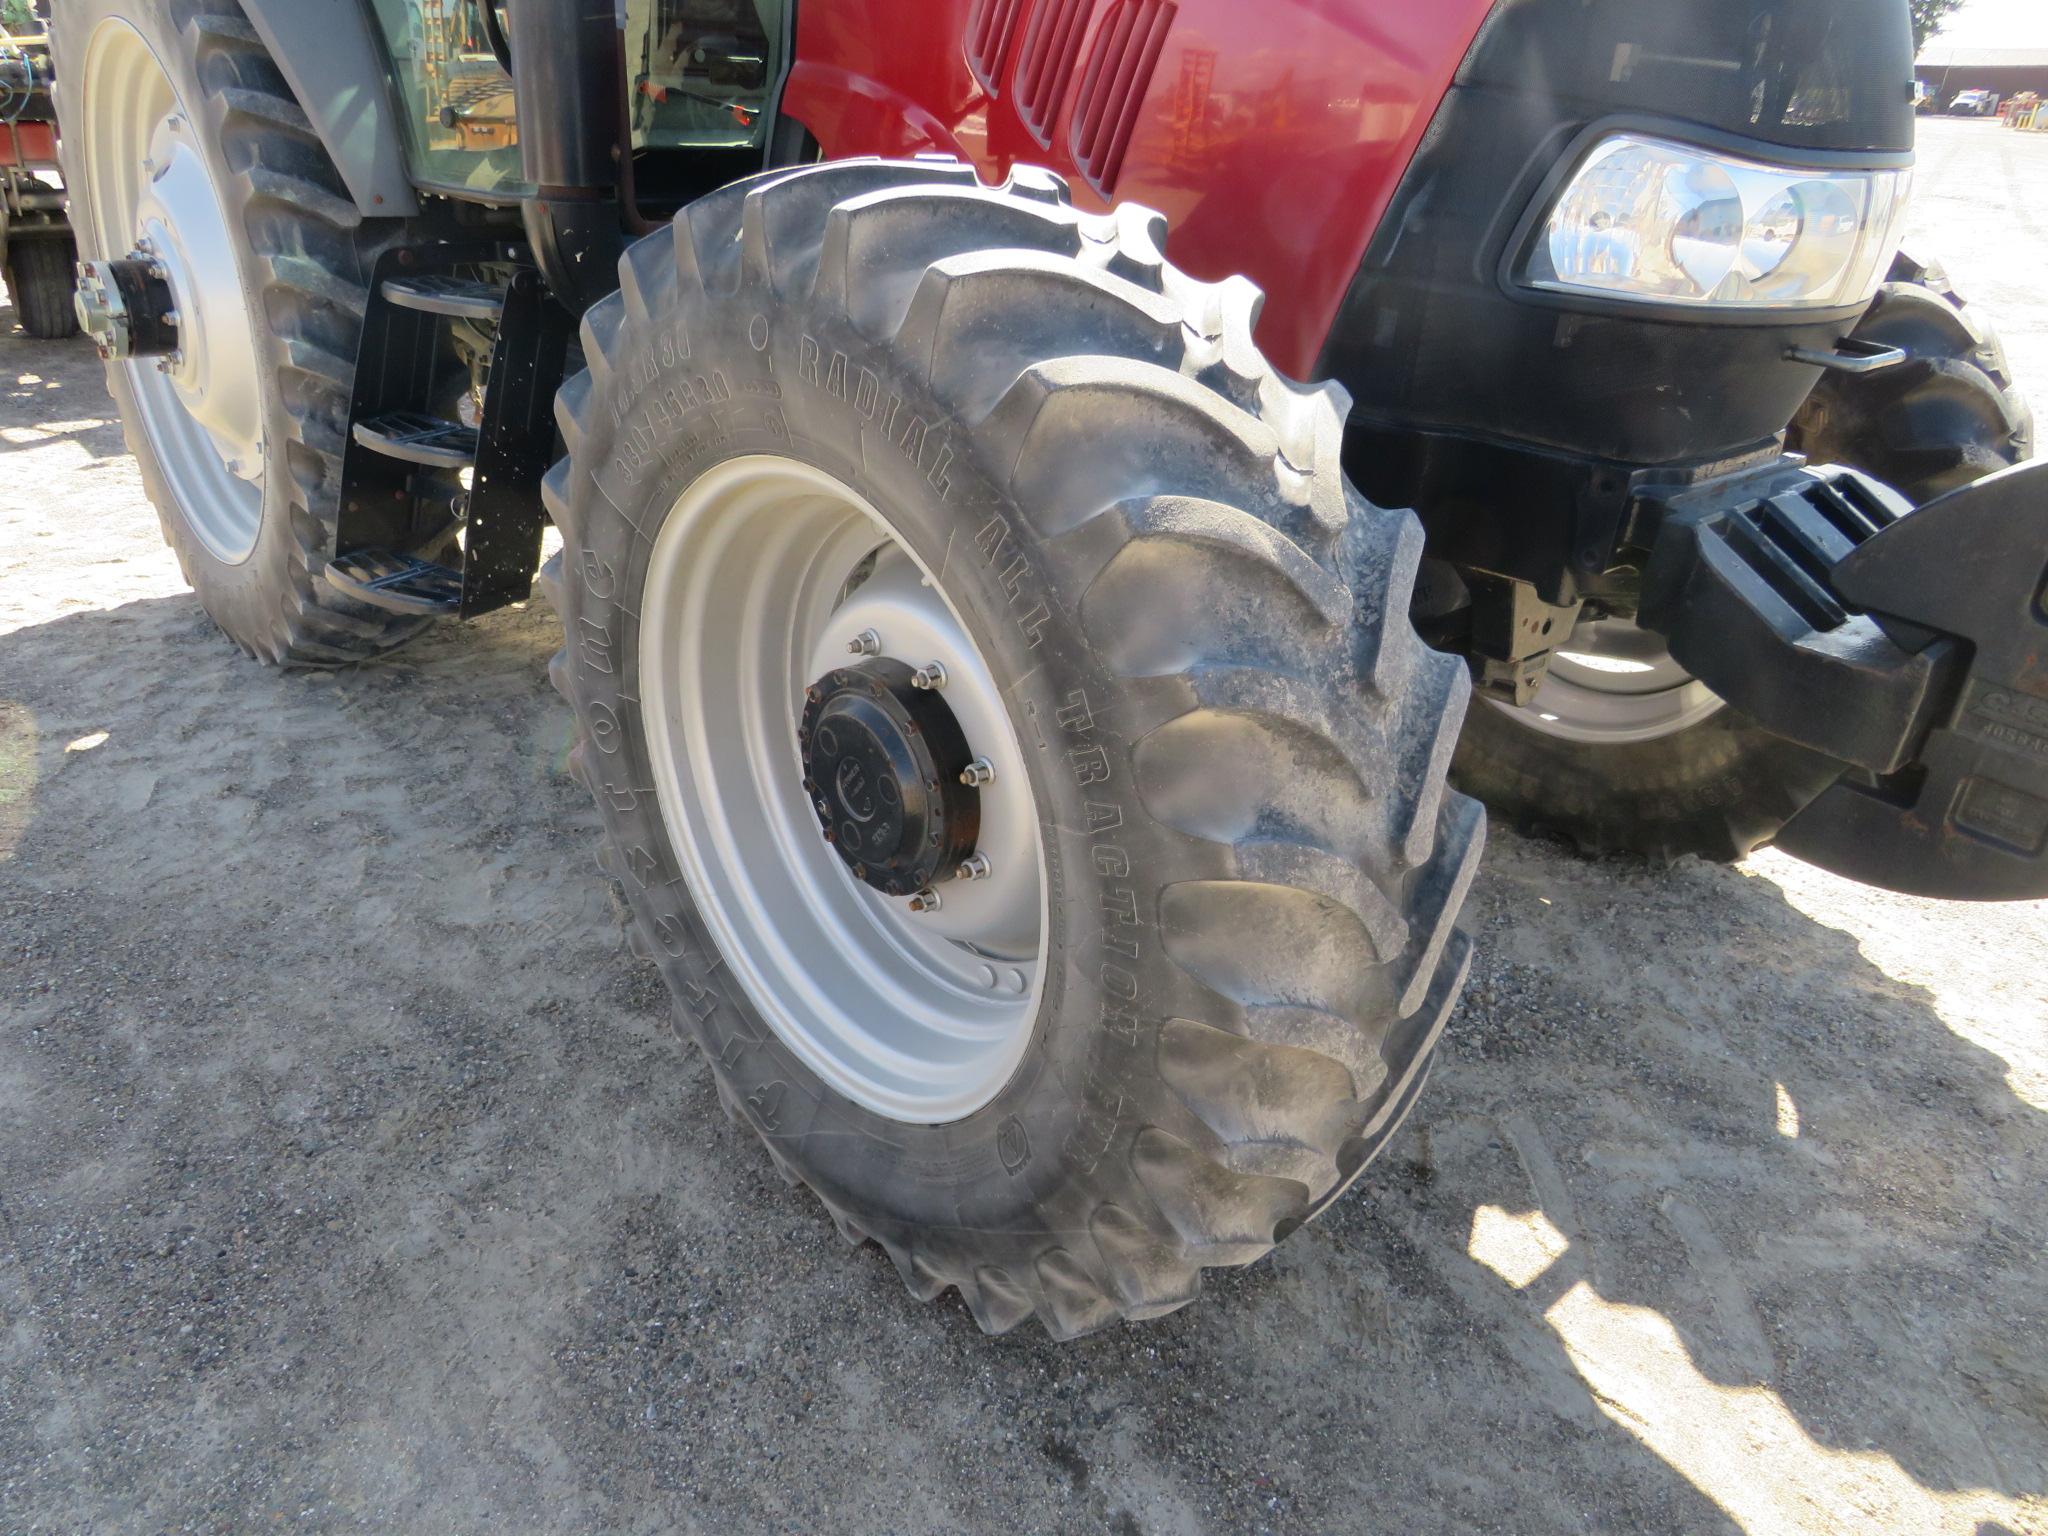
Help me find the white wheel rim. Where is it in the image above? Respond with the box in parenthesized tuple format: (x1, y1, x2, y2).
(79, 20, 265, 563)
(638, 456, 1048, 1124)
(1492, 617, 1725, 745)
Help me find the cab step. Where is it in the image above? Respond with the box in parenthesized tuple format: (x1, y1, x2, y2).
(380, 274, 506, 323)
(353, 410, 477, 469)
(323, 549, 463, 617)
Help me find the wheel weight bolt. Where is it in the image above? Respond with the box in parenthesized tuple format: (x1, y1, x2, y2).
(955, 853, 992, 882)
(847, 628, 882, 656)
(908, 887, 943, 913)
(959, 757, 995, 787)
(911, 661, 947, 690)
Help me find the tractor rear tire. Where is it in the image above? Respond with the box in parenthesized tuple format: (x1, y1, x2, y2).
(543, 160, 1483, 1338)
(6, 235, 81, 339)
(1454, 251, 2032, 863)
(52, 0, 432, 665)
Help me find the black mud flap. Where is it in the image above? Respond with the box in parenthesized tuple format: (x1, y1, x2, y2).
(1773, 461, 2048, 900)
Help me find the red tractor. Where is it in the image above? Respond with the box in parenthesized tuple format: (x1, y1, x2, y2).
(50, 0, 2042, 1337)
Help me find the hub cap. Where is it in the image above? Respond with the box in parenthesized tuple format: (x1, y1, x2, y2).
(799, 659, 982, 898)
(79, 21, 265, 563)
(1492, 616, 1724, 745)
(638, 456, 1047, 1124)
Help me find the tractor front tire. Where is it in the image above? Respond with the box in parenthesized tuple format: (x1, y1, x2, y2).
(52, 0, 430, 664)
(543, 160, 1482, 1338)
(6, 235, 81, 339)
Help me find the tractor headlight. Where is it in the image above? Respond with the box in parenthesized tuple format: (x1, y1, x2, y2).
(1520, 133, 1911, 311)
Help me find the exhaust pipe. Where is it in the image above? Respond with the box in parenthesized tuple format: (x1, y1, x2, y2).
(508, 0, 625, 314)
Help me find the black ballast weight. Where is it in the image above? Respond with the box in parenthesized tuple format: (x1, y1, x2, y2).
(1637, 458, 2048, 900)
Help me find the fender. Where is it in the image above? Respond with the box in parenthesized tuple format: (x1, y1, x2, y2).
(242, 0, 418, 218)
(780, 0, 1492, 379)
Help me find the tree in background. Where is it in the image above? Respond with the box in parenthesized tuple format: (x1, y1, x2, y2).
(1911, 0, 1969, 54)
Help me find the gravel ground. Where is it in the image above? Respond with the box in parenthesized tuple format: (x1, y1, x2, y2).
(1, 118, 2044, 1535)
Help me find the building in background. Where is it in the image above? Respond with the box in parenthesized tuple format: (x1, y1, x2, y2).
(1916, 47, 2048, 109)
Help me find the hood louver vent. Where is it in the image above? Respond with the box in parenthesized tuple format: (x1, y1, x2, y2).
(1014, 0, 1094, 147)
(966, 0, 1028, 93)
(1069, 0, 1175, 195)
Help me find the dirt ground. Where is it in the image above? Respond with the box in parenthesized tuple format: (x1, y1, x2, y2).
(1, 118, 2044, 1535)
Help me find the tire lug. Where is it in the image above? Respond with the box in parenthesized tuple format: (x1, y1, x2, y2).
(908, 887, 943, 913)
(911, 661, 947, 690)
(955, 853, 991, 882)
(959, 757, 995, 787)
(847, 628, 882, 656)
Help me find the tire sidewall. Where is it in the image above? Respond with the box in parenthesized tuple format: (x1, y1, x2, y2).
(564, 265, 1207, 1240)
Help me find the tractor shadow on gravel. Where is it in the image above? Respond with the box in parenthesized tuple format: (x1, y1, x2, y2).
(0, 584, 2042, 1533)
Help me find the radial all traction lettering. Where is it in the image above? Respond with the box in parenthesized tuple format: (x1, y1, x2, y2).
(972, 512, 1052, 649)
(798, 332, 955, 495)
(1052, 683, 1145, 1049)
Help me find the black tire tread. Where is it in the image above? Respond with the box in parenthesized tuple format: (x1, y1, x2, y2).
(1788, 249, 2033, 503)
(5, 235, 80, 339)
(545, 159, 1480, 1339)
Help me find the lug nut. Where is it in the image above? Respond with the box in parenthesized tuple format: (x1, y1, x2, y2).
(955, 853, 992, 882)
(846, 628, 881, 656)
(911, 661, 948, 690)
(908, 887, 943, 913)
(959, 757, 995, 787)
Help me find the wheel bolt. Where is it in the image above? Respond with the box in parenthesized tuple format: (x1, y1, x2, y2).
(955, 853, 992, 882)
(847, 628, 881, 656)
(911, 661, 947, 690)
(959, 757, 995, 787)
(908, 887, 943, 913)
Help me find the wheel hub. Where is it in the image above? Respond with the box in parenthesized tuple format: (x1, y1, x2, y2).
(134, 113, 265, 484)
(73, 256, 178, 361)
(638, 454, 1047, 1123)
(799, 659, 981, 897)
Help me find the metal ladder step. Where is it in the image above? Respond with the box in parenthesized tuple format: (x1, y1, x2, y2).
(381, 273, 506, 323)
(353, 410, 477, 470)
(323, 549, 463, 617)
